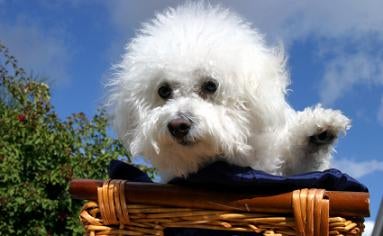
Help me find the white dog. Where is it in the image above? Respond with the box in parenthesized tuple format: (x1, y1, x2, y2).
(106, 2, 350, 182)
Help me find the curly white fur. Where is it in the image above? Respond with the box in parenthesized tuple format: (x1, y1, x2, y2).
(106, 2, 350, 182)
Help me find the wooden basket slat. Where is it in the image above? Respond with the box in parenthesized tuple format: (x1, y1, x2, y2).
(70, 179, 369, 236)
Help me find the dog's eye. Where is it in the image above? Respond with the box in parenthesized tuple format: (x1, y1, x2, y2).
(158, 83, 172, 99)
(201, 79, 218, 94)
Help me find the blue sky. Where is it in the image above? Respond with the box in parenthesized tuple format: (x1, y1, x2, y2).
(1, 1, 382, 234)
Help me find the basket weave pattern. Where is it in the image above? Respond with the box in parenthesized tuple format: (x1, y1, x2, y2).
(79, 180, 364, 236)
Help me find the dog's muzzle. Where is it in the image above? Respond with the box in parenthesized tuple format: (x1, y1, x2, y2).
(167, 116, 192, 143)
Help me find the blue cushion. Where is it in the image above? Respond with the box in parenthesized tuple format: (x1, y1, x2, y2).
(109, 159, 368, 193)
(109, 159, 152, 182)
(168, 161, 368, 193)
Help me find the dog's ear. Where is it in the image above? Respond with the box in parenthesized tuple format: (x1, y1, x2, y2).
(105, 65, 141, 149)
(105, 91, 139, 149)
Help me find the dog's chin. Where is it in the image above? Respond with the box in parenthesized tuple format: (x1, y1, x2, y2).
(172, 137, 199, 147)
(178, 139, 198, 146)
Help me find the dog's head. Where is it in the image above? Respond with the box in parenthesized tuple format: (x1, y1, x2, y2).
(106, 3, 289, 180)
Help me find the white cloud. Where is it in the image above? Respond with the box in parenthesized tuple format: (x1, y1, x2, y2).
(332, 158, 383, 179)
(0, 16, 71, 86)
(224, 1, 383, 106)
(363, 220, 375, 236)
(220, 0, 383, 45)
(320, 52, 383, 104)
(104, 0, 383, 45)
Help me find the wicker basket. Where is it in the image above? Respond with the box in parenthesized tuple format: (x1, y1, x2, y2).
(70, 179, 369, 236)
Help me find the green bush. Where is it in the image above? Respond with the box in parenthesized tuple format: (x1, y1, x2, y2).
(0, 43, 154, 235)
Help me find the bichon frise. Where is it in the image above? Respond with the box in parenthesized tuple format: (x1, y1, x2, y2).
(106, 2, 350, 182)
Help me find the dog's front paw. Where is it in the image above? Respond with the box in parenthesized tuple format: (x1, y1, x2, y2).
(302, 105, 351, 146)
(281, 105, 351, 175)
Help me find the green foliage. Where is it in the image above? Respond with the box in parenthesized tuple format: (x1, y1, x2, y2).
(0, 43, 155, 235)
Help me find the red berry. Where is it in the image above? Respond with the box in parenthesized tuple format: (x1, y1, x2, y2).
(17, 114, 26, 123)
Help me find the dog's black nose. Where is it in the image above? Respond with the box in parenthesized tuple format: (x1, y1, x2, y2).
(167, 118, 192, 139)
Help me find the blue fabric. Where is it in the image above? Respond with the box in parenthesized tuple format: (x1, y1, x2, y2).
(108, 159, 368, 236)
(109, 160, 368, 193)
(168, 161, 368, 193)
(109, 160, 152, 183)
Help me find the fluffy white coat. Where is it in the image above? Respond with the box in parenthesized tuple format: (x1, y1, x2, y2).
(106, 3, 350, 182)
